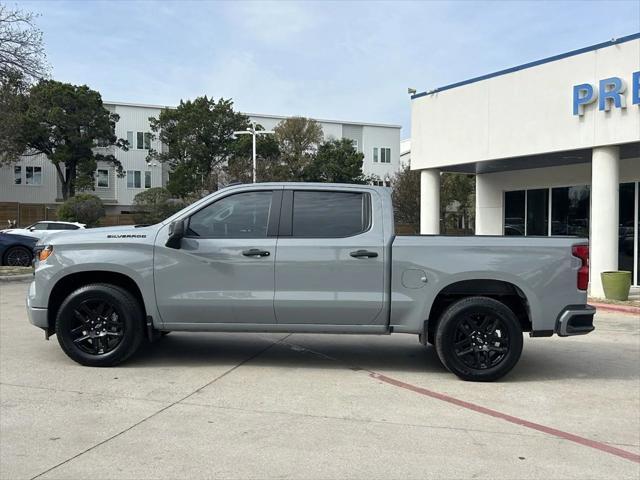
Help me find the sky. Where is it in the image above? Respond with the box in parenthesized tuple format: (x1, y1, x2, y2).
(18, 0, 640, 138)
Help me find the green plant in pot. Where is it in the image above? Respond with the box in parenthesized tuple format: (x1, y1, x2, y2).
(600, 271, 632, 301)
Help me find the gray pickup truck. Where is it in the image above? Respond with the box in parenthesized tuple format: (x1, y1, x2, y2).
(27, 183, 595, 381)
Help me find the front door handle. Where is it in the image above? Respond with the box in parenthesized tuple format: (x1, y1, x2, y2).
(242, 248, 270, 257)
(350, 249, 378, 258)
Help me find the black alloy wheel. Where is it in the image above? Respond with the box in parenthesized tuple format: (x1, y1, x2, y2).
(69, 299, 125, 355)
(452, 312, 510, 370)
(4, 246, 32, 267)
(56, 284, 144, 367)
(435, 296, 523, 382)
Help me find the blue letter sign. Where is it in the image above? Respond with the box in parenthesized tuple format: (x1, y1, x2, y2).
(599, 77, 627, 111)
(573, 72, 639, 115)
(573, 84, 595, 115)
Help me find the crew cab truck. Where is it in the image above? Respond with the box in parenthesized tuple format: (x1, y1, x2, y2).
(27, 183, 595, 381)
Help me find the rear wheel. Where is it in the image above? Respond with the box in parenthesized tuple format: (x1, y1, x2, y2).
(435, 296, 523, 381)
(55, 284, 144, 367)
(4, 246, 32, 266)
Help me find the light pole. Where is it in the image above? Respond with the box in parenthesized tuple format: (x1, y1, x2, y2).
(234, 122, 275, 183)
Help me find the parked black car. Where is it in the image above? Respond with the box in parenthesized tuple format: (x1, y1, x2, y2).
(0, 233, 37, 267)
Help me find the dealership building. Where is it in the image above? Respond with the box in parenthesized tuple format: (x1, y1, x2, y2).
(411, 33, 640, 297)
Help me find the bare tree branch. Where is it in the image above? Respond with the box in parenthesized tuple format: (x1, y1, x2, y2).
(0, 3, 49, 81)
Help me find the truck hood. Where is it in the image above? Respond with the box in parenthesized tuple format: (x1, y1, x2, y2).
(42, 224, 161, 245)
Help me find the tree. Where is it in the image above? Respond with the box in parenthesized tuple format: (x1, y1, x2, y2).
(57, 194, 105, 227)
(0, 70, 28, 163)
(15, 80, 127, 199)
(0, 4, 48, 81)
(273, 116, 323, 180)
(304, 138, 368, 183)
(132, 187, 185, 225)
(391, 164, 420, 233)
(148, 96, 249, 199)
(441, 173, 475, 233)
(224, 125, 281, 183)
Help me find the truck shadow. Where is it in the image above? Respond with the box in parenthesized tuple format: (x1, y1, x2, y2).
(126, 333, 639, 382)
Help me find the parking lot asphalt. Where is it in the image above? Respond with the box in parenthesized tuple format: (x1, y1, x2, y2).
(1, 280, 639, 480)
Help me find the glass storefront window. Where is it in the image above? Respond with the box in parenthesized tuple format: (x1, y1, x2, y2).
(526, 189, 548, 236)
(551, 185, 590, 237)
(504, 190, 525, 236)
(504, 182, 638, 286)
(619, 182, 635, 281)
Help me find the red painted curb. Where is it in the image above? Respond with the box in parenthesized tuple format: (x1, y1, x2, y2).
(589, 302, 640, 315)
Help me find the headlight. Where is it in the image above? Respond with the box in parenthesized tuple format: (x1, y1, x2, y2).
(38, 245, 53, 262)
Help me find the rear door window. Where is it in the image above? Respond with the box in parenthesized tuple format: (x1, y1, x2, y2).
(291, 191, 369, 238)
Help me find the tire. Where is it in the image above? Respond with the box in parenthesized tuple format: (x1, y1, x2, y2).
(435, 296, 523, 382)
(55, 283, 144, 367)
(4, 246, 32, 267)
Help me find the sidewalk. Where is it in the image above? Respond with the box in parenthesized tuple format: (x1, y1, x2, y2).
(589, 286, 640, 315)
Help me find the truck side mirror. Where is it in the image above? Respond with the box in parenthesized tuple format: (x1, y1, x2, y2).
(166, 220, 185, 249)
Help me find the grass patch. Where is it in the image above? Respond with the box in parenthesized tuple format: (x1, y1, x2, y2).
(0, 266, 33, 276)
(589, 297, 640, 308)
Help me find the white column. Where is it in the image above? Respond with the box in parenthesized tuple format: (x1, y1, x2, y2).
(420, 169, 440, 234)
(475, 174, 503, 235)
(590, 146, 620, 298)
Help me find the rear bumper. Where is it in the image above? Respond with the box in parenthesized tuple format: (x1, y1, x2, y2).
(555, 305, 596, 337)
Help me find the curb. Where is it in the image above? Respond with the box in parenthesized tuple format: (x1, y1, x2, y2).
(0, 274, 33, 283)
(590, 302, 640, 316)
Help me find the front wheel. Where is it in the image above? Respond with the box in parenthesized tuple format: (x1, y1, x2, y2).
(435, 296, 523, 382)
(4, 246, 32, 266)
(56, 284, 144, 367)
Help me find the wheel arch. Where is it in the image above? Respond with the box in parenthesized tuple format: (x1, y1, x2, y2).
(425, 278, 532, 343)
(47, 271, 147, 333)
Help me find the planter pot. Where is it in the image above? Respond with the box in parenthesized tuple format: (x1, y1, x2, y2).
(601, 271, 632, 301)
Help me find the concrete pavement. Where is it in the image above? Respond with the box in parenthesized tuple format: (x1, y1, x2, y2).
(1, 281, 639, 479)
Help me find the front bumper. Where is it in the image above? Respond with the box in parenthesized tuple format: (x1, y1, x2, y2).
(555, 304, 596, 337)
(26, 282, 48, 330)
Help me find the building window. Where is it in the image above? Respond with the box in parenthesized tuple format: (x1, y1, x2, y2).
(504, 189, 548, 235)
(381, 147, 391, 163)
(504, 191, 525, 236)
(127, 131, 134, 147)
(25, 166, 42, 185)
(526, 189, 548, 236)
(374, 147, 391, 163)
(14, 166, 21, 184)
(97, 169, 109, 188)
(136, 132, 151, 150)
(351, 139, 359, 151)
(619, 182, 636, 285)
(127, 170, 142, 188)
(127, 170, 151, 188)
(551, 185, 589, 236)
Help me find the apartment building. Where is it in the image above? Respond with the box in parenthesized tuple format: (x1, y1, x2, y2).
(0, 102, 401, 216)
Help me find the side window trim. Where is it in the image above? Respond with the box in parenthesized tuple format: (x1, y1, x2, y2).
(183, 189, 281, 239)
(278, 190, 294, 237)
(278, 189, 372, 239)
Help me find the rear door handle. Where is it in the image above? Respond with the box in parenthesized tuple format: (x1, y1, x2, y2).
(350, 249, 378, 258)
(242, 249, 270, 257)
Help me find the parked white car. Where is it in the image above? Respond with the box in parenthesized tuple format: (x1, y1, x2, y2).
(2, 221, 86, 240)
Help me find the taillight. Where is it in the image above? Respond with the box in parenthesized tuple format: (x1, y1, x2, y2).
(572, 244, 589, 291)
